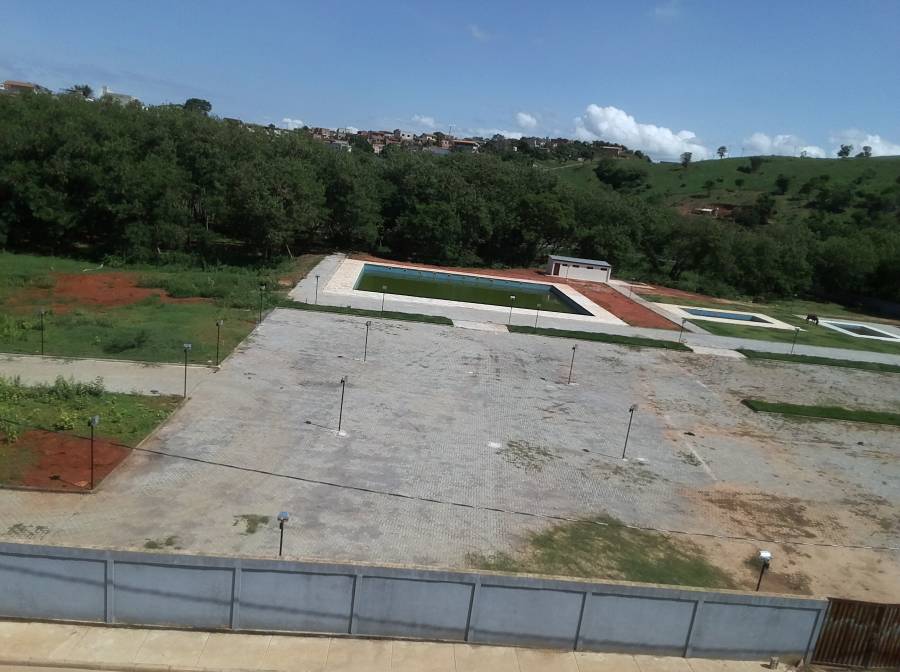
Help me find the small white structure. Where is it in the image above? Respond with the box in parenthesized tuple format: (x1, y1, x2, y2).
(547, 255, 612, 283)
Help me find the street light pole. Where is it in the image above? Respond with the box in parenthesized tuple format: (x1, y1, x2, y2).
(679, 318, 687, 343)
(756, 551, 772, 591)
(39, 308, 46, 356)
(315, 275, 320, 305)
(508, 295, 516, 325)
(338, 376, 346, 433)
(381, 285, 387, 314)
(364, 321, 371, 361)
(215, 319, 224, 367)
(277, 511, 289, 557)
(258, 283, 267, 324)
(567, 344, 577, 385)
(182, 343, 192, 398)
(534, 303, 541, 329)
(790, 327, 800, 355)
(88, 415, 100, 490)
(622, 404, 637, 459)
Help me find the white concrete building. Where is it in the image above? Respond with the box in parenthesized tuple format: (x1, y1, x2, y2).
(546, 255, 612, 282)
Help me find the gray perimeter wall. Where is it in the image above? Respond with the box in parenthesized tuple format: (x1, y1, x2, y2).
(0, 543, 827, 660)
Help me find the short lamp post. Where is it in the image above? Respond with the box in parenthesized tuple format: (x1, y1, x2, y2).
(622, 404, 638, 460)
(364, 320, 372, 361)
(182, 343, 192, 398)
(258, 283, 267, 324)
(338, 376, 347, 434)
(381, 285, 388, 314)
(508, 295, 516, 325)
(315, 274, 320, 305)
(756, 550, 772, 591)
(39, 308, 46, 356)
(790, 327, 800, 355)
(88, 415, 100, 490)
(215, 319, 224, 367)
(277, 511, 290, 557)
(534, 303, 541, 329)
(567, 344, 577, 385)
(679, 318, 687, 343)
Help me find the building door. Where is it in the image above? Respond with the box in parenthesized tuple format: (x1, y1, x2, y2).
(552, 263, 560, 275)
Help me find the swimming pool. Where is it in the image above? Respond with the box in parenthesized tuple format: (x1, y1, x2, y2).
(819, 320, 900, 341)
(354, 264, 592, 315)
(684, 307, 772, 323)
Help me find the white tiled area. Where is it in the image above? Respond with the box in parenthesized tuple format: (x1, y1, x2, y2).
(817, 318, 900, 341)
(654, 304, 795, 330)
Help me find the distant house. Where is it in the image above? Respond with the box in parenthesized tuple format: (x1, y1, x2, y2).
(546, 255, 612, 283)
(452, 139, 480, 154)
(692, 207, 720, 217)
(594, 144, 623, 158)
(329, 140, 352, 153)
(99, 86, 139, 106)
(425, 146, 450, 157)
(2, 80, 49, 95)
(371, 143, 385, 155)
(393, 129, 413, 142)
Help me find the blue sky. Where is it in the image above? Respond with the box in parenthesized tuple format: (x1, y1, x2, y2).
(2, 0, 899, 159)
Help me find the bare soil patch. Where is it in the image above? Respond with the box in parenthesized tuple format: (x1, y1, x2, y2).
(8, 430, 129, 491)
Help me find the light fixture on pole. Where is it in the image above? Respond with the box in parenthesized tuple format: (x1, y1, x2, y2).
(338, 376, 347, 434)
(381, 285, 387, 314)
(88, 415, 100, 490)
(567, 344, 577, 385)
(756, 550, 772, 591)
(39, 308, 46, 356)
(508, 295, 516, 325)
(258, 283, 267, 324)
(790, 327, 800, 355)
(277, 511, 290, 557)
(534, 303, 541, 329)
(364, 320, 372, 361)
(315, 275, 320, 305)
(622, 404, 638, 460)
(679, 318, 687, 343)
(215, 319, 224, 367)
(182, 343, 192, 398)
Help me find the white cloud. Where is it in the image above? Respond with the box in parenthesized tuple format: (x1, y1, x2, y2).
(574, 104, 709, 160)
(412, 114, 436, 129)
(281, 117, 305, 130)
(651, 0, 681, 20)
(474, 128, 523, 140)
(516, 111, 538, 130)
(743, 132, 824, 157)
(829, 129, 900, 157)
(467, 24, 490, 41)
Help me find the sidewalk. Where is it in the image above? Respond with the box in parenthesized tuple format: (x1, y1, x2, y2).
(0, 621, 772, 672)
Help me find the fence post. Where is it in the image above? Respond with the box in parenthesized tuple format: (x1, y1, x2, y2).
(230, 560, 242, 630)
(683, 596, 705, 657)
(349, 573, 363, 634)
(465, 577, 482, 642)
(104, 556, 115, 624)
(574, 591, 591, 651)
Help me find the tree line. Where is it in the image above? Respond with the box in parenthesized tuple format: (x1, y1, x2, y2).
(0, 92, 898, 303)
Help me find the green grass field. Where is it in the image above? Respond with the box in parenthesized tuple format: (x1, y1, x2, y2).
(508, 325, 689, 350)
(0, 252, 323, 364)
(739, 350, 900, 374)
(742, 399, 900, 427)
(467, 515, 734, 588)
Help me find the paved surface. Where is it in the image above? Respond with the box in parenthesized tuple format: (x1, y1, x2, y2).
(0, 353, 215, 395)
(0, 620, 773, 672)
(1, 307, 897, 599)
(292, 255, 900, 366)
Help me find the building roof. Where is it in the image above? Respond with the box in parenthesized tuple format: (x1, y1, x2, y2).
(548, 254, 611, 267)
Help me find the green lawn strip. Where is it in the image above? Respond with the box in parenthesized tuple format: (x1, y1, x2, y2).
(695, 318, 900, 354)
(508, 325, 689, 350)
(467, 515, 734, 589)
(738, 350, 900, 374)
(277, 300, 452, 325)
(741, 399, 900, 427)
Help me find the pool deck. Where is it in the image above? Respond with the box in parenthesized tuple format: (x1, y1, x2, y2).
(653, 304, 796, 330)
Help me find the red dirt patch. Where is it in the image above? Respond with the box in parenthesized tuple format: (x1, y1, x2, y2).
(632, 282, 736, 305)
(351, 254, 679, 330)
(7, 430, 129, 492)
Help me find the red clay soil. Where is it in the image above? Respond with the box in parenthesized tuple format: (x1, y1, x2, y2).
(351, 253, 679, 330)
(9, 430, 129, 492)
(631, 282, 735, 305)
(8, 272, 209, 314)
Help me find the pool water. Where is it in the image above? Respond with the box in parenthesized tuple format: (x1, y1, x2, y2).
(821, 321, 899, 340)
(684, 307, 771, 323)
(355, 264, 591, 315)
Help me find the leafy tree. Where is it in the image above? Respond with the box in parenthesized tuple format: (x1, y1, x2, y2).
(837, 144, 853, 158)
(856, 145, 872, 158)
(717, 146, 727, 159)
(183, 98, 212, 115)
(66, 84, 93, 99)
(680, 152, 692, 168)
(593, 158, 647, 193)
(347, 134, 374, 153)
(749, 156, 765, 172)
(703, 179, 715, 196)
(774, 174, 791, 195)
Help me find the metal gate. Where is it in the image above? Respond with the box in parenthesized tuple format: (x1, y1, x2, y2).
(812, 598, 900, 668)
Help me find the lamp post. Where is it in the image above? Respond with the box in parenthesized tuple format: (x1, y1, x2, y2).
(277, 511, 289, 557)
(88, 415, 100, 490)
(679, 318, 687, 343)
(364, 321, 372, 361)
(790, 327, 800, 355)
(39, 308, 46, 356)
(508, 295, 516, 325)
(258, 283, 267, 324)
(534, 303, 541, 329)
(381, 285, 387, 314)
(567, 344, 577, 385)
(756, 550, 772, 591)
(315, 275, 320, 305)
(182, 343, 192, 398)
(622, 404, 637, 460)
(215, 319, 224, 367)
(338, 376, 347, 434)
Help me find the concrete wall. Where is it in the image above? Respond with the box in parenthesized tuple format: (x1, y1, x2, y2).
(0, 543, 826, 660)
(548, 260, 611, 283)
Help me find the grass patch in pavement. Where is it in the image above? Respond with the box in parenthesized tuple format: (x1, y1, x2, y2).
(509, 325, 689, 350)
(467, 515, 734, 589)
(738, 350, 900, 374)
(279, 300, 452, 325)
(742, 399, 900, 427)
